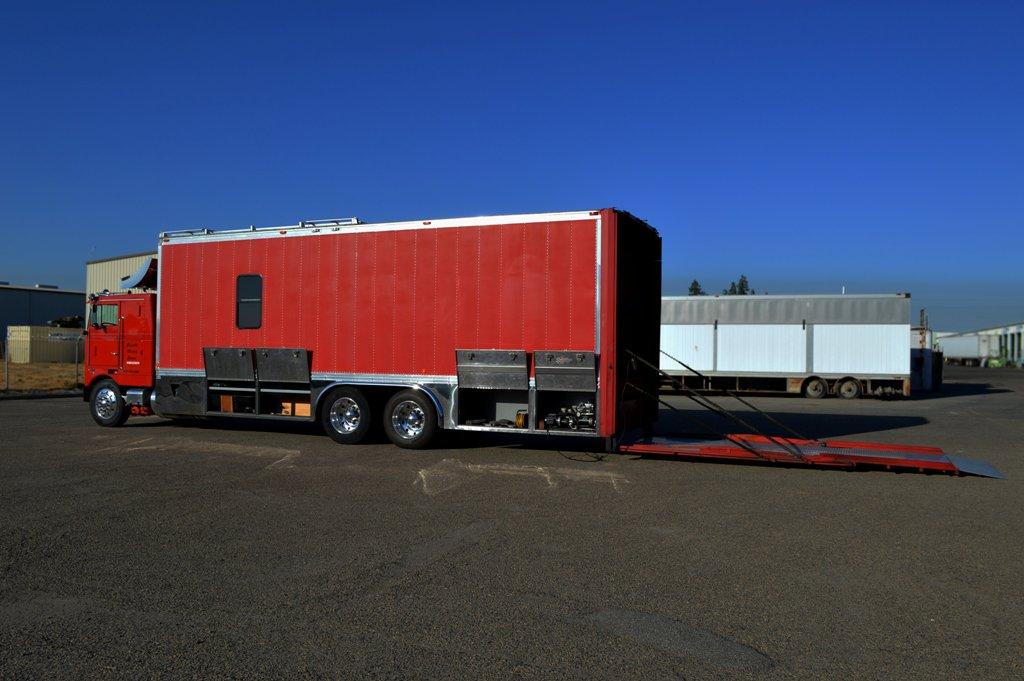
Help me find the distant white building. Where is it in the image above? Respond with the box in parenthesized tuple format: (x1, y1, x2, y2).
(936, 322, 1024, 366)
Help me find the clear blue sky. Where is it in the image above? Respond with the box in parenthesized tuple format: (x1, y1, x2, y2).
(1, 1, 1021, 331)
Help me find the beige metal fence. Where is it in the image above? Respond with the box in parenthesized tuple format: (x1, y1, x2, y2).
(2, 326, 85, 393)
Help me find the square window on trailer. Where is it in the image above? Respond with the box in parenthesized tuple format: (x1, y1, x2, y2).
(236, 274, 262, 329)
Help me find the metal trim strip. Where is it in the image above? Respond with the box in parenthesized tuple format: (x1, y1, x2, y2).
(156, 368, 204, 377)
(161, 210, 602, 245)
(312, 372, 457, 385)
(157, 370, 459, 383)
(155, 238, 163, 369)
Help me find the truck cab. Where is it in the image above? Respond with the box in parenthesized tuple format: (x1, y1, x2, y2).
(84, 292, 157, 424)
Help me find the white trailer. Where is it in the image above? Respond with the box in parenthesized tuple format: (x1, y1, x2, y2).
(661, 294, 911, 398)
(936, 333, 997, 366)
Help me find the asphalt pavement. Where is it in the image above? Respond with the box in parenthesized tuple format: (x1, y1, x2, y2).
(2, 367, 1022, 679)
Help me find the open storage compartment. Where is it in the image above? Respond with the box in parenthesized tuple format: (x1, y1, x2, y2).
(204, 347, 257, 414)
(458, 388, 530, 428)
(202, 347, 312, 418)
(255, 348, 312, 417)
(534, 351, 598, 433)
(455, 349, 530, 429)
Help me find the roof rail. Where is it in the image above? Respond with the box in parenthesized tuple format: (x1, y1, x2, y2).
(160, 228, 212, 238)
(298, 217, 361, 228)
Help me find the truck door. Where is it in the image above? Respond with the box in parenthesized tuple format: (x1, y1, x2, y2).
(88, 302, 122, 376)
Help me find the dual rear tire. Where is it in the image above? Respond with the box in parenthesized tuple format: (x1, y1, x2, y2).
(802, 377, 862, 400)
(320, 387, 437, 449)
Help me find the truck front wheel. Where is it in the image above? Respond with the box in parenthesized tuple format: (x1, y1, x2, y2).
(321, 387, 371, 444)
(90, 379, 130, 427)
(383, 390, 437, 449)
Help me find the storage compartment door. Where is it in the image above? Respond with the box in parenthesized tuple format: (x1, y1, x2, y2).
(455, 350, 528, 390)
(203, 348, 255, 381)
(534, 351, 596, 392)
(255, 348, 311, 384)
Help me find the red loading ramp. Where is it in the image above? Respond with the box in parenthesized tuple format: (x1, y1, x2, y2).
(618, 434, 1004, 478)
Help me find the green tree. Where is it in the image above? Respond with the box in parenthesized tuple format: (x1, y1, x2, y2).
(723, 275, 756, 295)
(688, 279, 706, 296)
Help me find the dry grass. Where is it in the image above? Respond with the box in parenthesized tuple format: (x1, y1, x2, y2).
(1, 361, 82, 392)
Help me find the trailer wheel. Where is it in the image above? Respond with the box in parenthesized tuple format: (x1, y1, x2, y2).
(383, 389, 437, 449)
(802, 377, 828, 399)
(321, 387, 371, 444)
(836, 378, 862, 400)
(90, 379, 130, 427)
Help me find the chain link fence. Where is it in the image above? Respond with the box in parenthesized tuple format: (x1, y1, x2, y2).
(1, 326, 85, 393)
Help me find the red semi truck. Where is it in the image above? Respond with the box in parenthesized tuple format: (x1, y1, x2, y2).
(84, 209, 662, 449)
(82, 207, 1000, 477)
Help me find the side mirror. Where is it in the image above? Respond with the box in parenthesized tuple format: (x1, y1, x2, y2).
(89, 302, 101, 328)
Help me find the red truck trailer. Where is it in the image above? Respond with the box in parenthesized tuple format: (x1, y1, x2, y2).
(84, 209, 662, 449)
(83, 207, 1000, 477)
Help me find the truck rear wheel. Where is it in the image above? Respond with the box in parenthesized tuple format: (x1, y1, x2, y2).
(90, 379, 130, 427)
(321, 387, 371, 444)
(802, 377, 828, 399)
(383, 390, 437, 449)
(836, 378, 862, 400)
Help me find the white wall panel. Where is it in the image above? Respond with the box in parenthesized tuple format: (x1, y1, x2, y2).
(813, 324, 909, 374)
(717, 324, 806, 373)
(660, 324, 714, 371)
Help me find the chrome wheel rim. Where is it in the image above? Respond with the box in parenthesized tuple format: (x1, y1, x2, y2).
(391, 401, 425, 439)
(840, 382, 857, 398)
(95, 387, 119, 420)
(330, 397, 362, 433)
(807, 381, 825, 398)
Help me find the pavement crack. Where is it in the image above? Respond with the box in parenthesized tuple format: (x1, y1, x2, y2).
(574, 608, 774, 672)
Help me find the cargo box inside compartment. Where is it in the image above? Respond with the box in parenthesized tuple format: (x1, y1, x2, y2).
(457, 389, 529, 428)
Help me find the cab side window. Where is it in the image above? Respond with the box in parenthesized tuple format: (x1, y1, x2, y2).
(90, 304, 118, 326)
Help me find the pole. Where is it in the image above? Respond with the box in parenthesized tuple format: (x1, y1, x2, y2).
(3, 330, 8, 392)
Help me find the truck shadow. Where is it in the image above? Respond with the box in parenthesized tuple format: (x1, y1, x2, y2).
(655, 410, 929, 441)
(131, 416, 323, 436)
(130, 411, 929, 448)
(130, 416, 612, 454)
(908, 382, 1011, 400)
